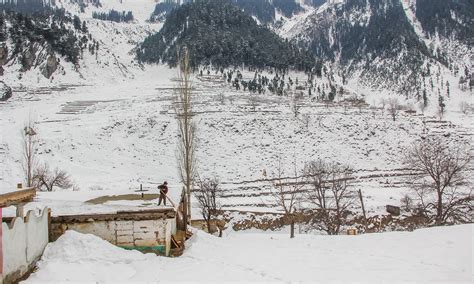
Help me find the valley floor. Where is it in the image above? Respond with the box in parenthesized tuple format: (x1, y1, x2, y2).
(1, 67, 472, 221)
(24, 224, 473, 283)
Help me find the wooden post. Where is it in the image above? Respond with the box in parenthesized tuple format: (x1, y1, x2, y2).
(358, 189, 368, 232)
(48, 208, 52, 242)
(165, 220, 171, 257)
(182, 188, 188, 233)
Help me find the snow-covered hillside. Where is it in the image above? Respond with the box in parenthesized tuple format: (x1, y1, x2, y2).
(1, 70, 472, 222)
(24, 224, 474, 283)
(1, 0, 163, 87)
(282, 0, 473, 95)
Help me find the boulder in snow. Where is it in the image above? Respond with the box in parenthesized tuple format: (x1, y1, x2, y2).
(0, 81, 12, 101)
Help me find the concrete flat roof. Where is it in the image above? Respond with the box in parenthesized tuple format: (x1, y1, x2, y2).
(51, 208, 176, 223)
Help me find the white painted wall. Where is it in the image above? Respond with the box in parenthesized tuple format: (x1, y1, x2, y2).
(60, 217, 176, 255)
(1, 208, 49, 283)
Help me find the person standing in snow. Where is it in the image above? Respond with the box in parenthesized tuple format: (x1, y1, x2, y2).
(157, 181, 169, 206)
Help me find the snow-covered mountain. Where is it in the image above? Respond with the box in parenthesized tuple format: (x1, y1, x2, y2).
(0, 0, 472, 97)
(0, 0, 162, 86)
(282, 0, 473, 93)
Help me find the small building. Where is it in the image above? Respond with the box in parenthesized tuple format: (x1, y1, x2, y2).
(1, 187, 189, 284)
(50, 209, 179, 256)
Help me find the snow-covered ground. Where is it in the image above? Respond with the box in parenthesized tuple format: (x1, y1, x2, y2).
(23, 224, 473, 283)
(1, 67, 472, 219)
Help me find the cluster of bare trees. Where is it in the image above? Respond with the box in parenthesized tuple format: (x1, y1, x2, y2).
(404, 136, 472, 225)
(195, 177, 223, 236)
(33, 163, 72, 192)
(268, 158, 356, 238)
(264, 135, 472, 237)
(304, 160, 355, 235)
(387, 98, 401, 121)
(291, 91, 303, 118)
(21, 118, 72, 191)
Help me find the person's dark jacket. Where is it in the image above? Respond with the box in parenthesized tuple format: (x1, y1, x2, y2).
(158, 184, 168, 194)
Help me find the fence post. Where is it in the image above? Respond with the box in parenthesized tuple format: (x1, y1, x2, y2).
(48, 208, 52, 242)
(358, 189, 368, 232)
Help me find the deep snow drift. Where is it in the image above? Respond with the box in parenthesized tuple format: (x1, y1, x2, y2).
(24, 225, 473, 283)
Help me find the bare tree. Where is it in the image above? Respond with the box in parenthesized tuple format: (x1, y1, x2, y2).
(437, 95, 446, 121)
(33, 163, 72, 192)
(418, 100, 427, 115)
(291, 91, 303, 118)
(404, 137, 472, 225)
(459, 101, 470, 115)
(301, 113, 310, 128)
(21, 118, 38, 187)
(269, 158, 304, 238)
(305, 160, 355, 235)
(379, 98, 386, 115)
(400, 194, 414, 211)
(387, 98, 400, 121)
(249, 93, 258, 111)
(174, 47, 196, 221)
(195, 177, 221, 236)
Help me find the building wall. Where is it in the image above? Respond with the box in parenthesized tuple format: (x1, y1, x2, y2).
(52, 217, 176, 256)
(1, 208, 49, 284)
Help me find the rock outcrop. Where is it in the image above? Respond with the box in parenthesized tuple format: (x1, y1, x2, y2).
(0, 81, 12, 101)
(41, 54, 59, 79)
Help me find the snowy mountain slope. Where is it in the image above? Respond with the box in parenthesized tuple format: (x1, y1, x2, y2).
(283, 0, 473, 94)
(56, 0, 159, 23)
(1, 70, 471, 220)
(0, 0, 163, 87)
(401, 0, 473, 72)
(24, 225, 474, 283)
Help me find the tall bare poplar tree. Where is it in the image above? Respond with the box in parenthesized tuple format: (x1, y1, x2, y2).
(175, 47, 196, 221)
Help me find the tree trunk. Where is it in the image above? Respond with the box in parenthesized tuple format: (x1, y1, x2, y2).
(206, 219, 212, 234)
(290, 217, 295, 238)
(436, 190, 443, 224)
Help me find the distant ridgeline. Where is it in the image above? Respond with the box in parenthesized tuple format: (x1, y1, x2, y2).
(149, 0, 305, 25)
(138, 0, 319, 73)
(92, 9, 134, 23)
(0, 0, 96, 71)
